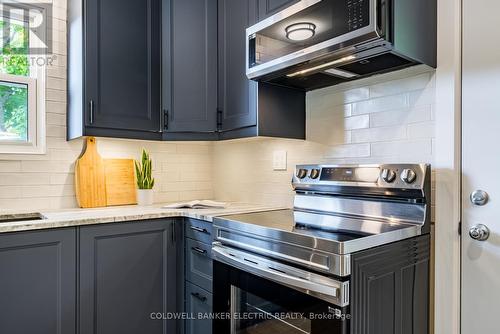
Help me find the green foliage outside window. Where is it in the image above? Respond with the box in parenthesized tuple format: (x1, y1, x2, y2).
(0, 19, 30, 141)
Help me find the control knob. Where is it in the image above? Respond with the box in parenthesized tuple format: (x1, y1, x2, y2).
(309, 169, 320, 179)
(296, 169, 308, 179)
(380, 169, 396, 183)
(400, 169, 417, 184)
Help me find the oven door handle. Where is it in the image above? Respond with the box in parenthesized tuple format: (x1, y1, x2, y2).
(212, 245, 344, 301)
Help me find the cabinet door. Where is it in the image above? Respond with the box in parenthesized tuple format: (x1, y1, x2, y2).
(79, 220, 177, 334)
(257, 0, 300, 20)
(218, 0, 259, 132)
(85, 0, 162, 133)
(0, 228, 76, 334)
(351, 235, 430, 334)
(166, 0, 218, 133)
(185, 282, 213, 334)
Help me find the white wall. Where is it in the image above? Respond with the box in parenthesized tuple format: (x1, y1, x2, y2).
(213, 67, 436, 214)
(0, 0, 213, 211)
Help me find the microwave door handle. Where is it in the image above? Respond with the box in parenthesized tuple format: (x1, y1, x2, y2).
(212, 245, 339, 298)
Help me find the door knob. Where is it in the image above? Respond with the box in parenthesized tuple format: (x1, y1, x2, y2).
(469, 224, 490, 241)
(470, 190, 489, 206)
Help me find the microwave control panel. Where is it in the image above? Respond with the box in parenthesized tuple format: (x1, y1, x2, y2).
(346, 0, 369, 31)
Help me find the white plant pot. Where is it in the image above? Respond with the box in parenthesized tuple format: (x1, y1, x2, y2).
(137, 189, 154, 206)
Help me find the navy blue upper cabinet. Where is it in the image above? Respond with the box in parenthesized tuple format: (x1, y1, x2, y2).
(217, 0, 305, 140)
(258, 0, 300, 20)
(217, 0, 259, 133)
(68, 0, 305, 141)
(163, 0, 218, 138)
(68, 0, 164, 140)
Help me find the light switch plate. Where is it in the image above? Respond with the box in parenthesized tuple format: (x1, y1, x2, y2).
(273, 150, 287, 171)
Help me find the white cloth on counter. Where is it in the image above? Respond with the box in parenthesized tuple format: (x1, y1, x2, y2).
(162, 200, 227, 209)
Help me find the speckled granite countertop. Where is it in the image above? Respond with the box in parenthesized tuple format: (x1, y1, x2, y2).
(0, 202, 284, 234)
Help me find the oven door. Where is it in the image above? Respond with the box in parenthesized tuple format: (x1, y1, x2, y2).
(213, 245, 350, 334)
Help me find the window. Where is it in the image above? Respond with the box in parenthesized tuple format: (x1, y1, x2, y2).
(0, 2, 46, 154)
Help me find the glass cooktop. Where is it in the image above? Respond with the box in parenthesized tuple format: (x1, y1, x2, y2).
(214, 209, 421, 255)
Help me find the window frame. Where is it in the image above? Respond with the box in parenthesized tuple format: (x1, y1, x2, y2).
(0, 1, 46, 155)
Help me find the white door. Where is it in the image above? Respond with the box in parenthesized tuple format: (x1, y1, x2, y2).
(462, 0, 500, 332)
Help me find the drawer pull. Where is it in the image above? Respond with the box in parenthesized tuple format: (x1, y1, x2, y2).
(190, 226, 210, 234)
(191, 292, 207, 302)
(191, 246, 207, 254)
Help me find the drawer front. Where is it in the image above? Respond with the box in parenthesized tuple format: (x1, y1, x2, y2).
(185, 238, 213, 292)
(185, 219, 212, 244)
(185, 282, 212, 334)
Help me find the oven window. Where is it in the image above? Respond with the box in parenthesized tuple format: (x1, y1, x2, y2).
(213, 261, 349, 334)
(231, 286, 312, 334)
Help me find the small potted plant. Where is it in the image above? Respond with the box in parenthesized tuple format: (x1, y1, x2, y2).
(135, 149, 155, 206)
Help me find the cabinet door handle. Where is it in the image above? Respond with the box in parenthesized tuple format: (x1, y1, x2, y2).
(190, 292, 207, 302)
(163, 109, 169, 130)
(191, 246, 207, 255)
(89, 100, 95, 124)
(190, 226, 209, 234)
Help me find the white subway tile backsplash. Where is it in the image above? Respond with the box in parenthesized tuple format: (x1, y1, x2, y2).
(0, 198, 53, 211)
(21, 161, 72, 173)
(351, 94, 408, 115)
(46, 125, 67, 138)
(408, 122, 435, 139)
(369, 105, 432, 127)
(409, 87, 435, 106)
(47, 113, 66, 126)
(47, 77, 66, 90)
(307, 114, 350, 145)
(344, 115, 370, 130)
(46, 89, 67, 102)
(213, 69, 435, 209)
(47, 66, 67, 79)
(326, 143, 371, 158)
(0, 186, 22, 199)
(0, 173, 51, 186)
(179, 190, 214, 201)
(369, 73, 433, 98)
(351, 126, 407, 143)
(371, 139, 433, 157)
(46, 101, 67, 114)
(50, 173, 74, 185)
(0, 161, 22, 172)
(308, 86, 370, 108)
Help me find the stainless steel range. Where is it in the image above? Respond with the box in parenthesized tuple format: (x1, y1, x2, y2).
(212, 164, 431, 334)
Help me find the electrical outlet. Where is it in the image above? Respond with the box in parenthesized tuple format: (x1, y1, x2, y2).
(273, 150, 287, 171)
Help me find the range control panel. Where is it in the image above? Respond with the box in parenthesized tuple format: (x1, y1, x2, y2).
(292, 164, 430, 190)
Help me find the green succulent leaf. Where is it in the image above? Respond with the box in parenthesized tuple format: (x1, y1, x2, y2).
(135, 149, 155, 189)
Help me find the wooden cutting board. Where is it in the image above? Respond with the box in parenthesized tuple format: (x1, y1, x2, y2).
(104, 159, 137, 206)
(75, 137, 107, 208)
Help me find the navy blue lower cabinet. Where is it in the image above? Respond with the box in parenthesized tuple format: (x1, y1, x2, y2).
(185, 238, 213, 292)
(183, 217, 214, 334)
(0, 228, 77, 334)
(350, 235, 431, 334)
(186, 282, 213, 334)
(79, 219, 178, 334)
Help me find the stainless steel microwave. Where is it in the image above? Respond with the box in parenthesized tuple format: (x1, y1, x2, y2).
(246, 0, 436, 90)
